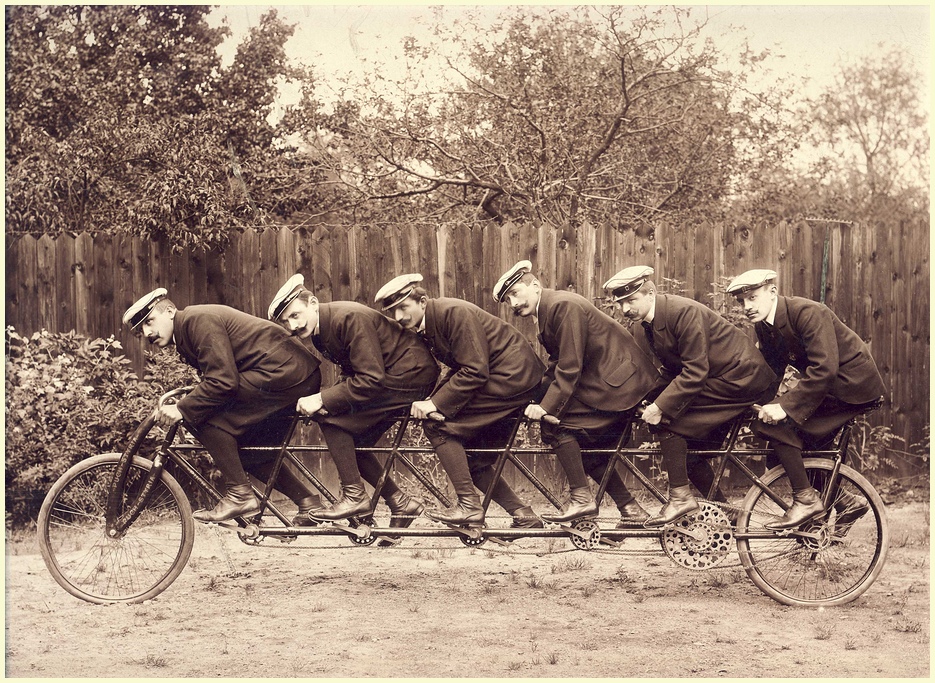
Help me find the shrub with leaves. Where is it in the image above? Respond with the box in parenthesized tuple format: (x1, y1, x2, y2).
(4, 327, 198, 527)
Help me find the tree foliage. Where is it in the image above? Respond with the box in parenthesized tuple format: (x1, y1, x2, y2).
(302, 6, 789, 232)
(802, 46, 929, 216)
(5, 5, 332, 249)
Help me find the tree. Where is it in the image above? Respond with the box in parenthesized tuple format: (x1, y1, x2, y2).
(300, 6, 788, 232)
(5, 6, 334, 248)
(803, 46, 929, 215)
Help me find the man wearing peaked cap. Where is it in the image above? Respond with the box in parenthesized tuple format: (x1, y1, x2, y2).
(375, 271, 545, 532)
(122, 288, 325, 524)
(603, 266, 776, 527)
(494, 261, 659, 527)
(269, 274, 439, 537)
(728, 268, 885, 530)
(602, 265, 655, 303)
(374, 273, 424, 311)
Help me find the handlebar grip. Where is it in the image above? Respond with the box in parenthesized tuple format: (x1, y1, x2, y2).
(752, 404, 763, 412)
(428, 411, 445, 422)
(542, 414, 560, 425)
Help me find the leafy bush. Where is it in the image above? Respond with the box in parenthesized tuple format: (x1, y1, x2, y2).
(4, 327, 198, 527)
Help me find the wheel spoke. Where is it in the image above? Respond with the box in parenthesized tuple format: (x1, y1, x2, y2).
(736, 461, 887, 606)
(38, 456, 194, 603)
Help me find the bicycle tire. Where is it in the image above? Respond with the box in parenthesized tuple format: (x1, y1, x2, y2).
(37, 453, 195, 604)
(735, 458, 888, 606)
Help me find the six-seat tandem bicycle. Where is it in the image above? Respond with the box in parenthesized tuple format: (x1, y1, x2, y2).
(37, 387, 888, 608)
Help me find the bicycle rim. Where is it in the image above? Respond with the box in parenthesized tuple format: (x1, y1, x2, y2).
(736, 459, 888, 606)
(37, 454, 195, 604)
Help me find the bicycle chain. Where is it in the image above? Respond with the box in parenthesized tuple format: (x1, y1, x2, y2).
(228, 506, 805, 570)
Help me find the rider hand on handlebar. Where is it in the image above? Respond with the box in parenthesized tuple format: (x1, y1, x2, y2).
(296, 393, 325, 417)
(155, 404, 183, 428)
(411, 399, 440, 420)
(754, 402, 787, 425)
(640, 401, 664, 426)
(524, 404, 548, 421)
(524, 404, 559, 425)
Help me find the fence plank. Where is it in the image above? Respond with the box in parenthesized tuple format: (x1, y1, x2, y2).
(36, 235, 58, 333)
(53, 234, 75, 333)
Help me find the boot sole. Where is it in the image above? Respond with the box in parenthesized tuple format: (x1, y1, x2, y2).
(541, 513, 597, 524)
(193, 508, 261, 524)
(764, 508, 825, 531)
(643, 506, 700, 528)
(309, 508, 374, 522)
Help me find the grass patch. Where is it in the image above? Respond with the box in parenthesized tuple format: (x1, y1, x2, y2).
(551, 556, 592, 573)
(130, 654, 168, 669)
(892, 619, 923, 633)
(813, 623, 835, 640)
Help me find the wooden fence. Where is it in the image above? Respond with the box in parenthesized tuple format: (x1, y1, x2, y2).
(6, 217, 930, 476)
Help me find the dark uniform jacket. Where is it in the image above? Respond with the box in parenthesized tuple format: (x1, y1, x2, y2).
(755, 296, 886, 424)
(638, 294, 774, 420)
(313, 302, 439, 415)
(537, 289, 658, 417)
(173, 305, 320, 431)
(422, 297, 545, 417)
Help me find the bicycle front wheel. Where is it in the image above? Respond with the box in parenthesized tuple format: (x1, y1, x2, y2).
(735, 458, 888, 607)
(37, 453, 195, 604)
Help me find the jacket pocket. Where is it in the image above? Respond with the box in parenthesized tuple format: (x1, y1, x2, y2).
(602, 358, 636, 387)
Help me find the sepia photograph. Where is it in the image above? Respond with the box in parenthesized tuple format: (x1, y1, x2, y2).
(5, 4, 930, 678)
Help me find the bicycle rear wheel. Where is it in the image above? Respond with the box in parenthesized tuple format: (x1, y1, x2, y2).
(735, 458, 888, 607)
(37, 453, 195, 604)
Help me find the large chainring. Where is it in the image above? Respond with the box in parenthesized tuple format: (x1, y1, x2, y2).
(660, 502, 733, 570)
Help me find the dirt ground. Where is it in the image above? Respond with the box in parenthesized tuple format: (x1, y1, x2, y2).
(5, 500, 929, 678)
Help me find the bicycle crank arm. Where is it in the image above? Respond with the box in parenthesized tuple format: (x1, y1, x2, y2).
(670, 526, 707, 541)
(439, 523, 485, 540)
(326, 521, 373, 540)
(557, 524, 598, 542)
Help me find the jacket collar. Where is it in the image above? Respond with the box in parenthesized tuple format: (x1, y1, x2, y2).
(773, 296, 790, 332)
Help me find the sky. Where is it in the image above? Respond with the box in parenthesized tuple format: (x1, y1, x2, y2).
(206, 3, 931, 105)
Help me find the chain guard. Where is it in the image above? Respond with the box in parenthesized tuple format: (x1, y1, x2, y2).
(660, 502, 733, 570)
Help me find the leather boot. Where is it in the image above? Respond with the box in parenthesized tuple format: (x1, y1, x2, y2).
(510, 506, 544, 529)
(426, 493, 484, 526)
(385, 490, 425, 529)
(542, 487, 598, 523)
(615, 499, 649, 528)
(376, 491, 426, 547)
(193, 484, 260, 523)
(310, 483, 371, 521)
(765, 487, 825, 530)
(292, 495, 323, 527)
(644, 485, 700, 528)
(832, 491, 870, 537)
